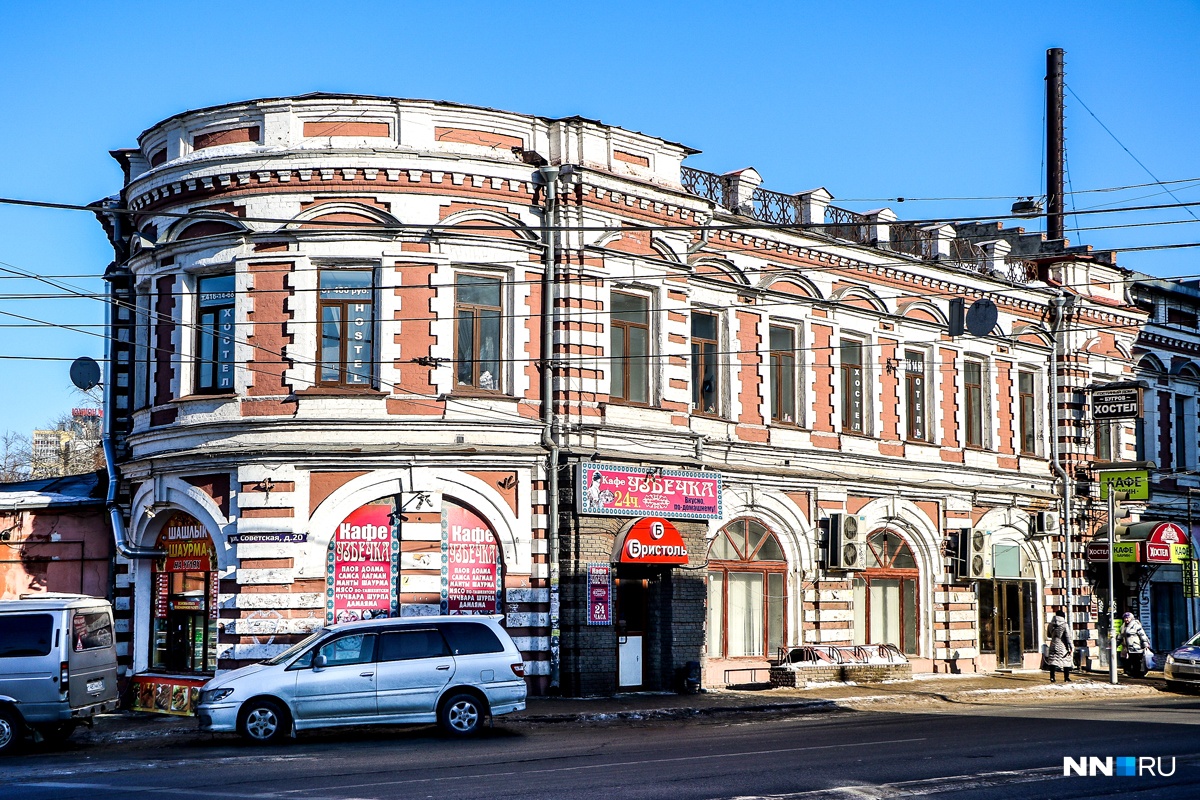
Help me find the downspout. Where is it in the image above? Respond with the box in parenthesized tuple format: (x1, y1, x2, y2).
(1049, 291, 1073, 639)
(102, 437, 161, 559)
(538, 165, 561, 690)
(101, 203, 162, 560)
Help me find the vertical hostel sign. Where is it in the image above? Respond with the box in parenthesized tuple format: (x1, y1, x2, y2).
(327, 501, 400, 623)
(441, 503, 502, 615)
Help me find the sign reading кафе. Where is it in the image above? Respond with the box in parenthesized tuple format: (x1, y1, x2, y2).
(577, 462, 721, 519)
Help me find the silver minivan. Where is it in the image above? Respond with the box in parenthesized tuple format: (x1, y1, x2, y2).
(0, 594, 121, 754)
(197, 615, 527, 742)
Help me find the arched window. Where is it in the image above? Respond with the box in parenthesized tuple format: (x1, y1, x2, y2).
(852, 530, 919, 655)
(706, 519, 787, 660)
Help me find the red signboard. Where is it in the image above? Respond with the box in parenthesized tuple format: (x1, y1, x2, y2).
(578, 462, 721, 520)
(443, 504, 501, 615)
(157, 513, 215, 573)
(327, 502, 399, 623)
(586, 564, 612, 625)
(614, 517, 689, 565)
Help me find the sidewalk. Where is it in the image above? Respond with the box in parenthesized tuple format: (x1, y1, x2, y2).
(70, 670, 1170, 747)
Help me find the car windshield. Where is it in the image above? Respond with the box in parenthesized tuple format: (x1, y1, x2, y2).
(263, 628, 328, 665)
(1184, 631, 1200, 648)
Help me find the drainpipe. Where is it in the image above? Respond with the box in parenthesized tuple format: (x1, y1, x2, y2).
(103, 440, 162, 560)
(538, 165, 561, 690)
(1048, 292, 1074, 642)
(101, 204, 162, 560)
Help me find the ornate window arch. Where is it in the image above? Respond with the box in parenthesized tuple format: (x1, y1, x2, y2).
(706, 518, 787, 660)
(852, 529, 919, 655)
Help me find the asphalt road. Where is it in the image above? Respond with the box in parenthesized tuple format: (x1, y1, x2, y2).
(2, 696, 1199, 800)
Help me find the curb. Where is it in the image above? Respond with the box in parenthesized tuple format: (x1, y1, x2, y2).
(66, 679, 1168, 745)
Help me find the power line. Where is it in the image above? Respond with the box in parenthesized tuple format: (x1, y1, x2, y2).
(10, 192, 1200, 234)
(1066, 84, 1200, 224)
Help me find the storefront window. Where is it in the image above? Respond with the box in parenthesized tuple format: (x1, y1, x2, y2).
(706, 519, 786, 660)
(150, 513, 218, 674)
(852, 530, 919, 655)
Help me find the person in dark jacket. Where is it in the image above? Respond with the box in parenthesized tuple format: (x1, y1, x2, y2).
(1045, 607, 1074, 683)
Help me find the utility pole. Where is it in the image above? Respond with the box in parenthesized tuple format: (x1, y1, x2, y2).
(1047, 47, 1066, 242)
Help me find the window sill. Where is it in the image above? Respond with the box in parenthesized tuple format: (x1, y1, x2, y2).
(295, 387, 387, 398)
(444, 391, 519, 403)
(606, 399, 655, 410)
(176, 392, 237, 403)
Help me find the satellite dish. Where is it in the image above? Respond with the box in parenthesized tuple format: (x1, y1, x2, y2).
(965, 298, 998, 337)
(69, 356, 102, 391)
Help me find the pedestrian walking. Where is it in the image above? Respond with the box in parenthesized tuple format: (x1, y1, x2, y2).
(1121, 612, 1152, 678)
(1045, 607, 1074, 683)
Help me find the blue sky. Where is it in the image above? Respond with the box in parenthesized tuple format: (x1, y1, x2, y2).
(2, 1, 1198, 439)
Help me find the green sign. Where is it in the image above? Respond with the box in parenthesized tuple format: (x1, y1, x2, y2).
(1099, 470, 1150, 501)
(1184, 557, 1200, 599)
(1114, 541, 1140, 562)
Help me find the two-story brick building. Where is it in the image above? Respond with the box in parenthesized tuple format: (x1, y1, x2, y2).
(94, 95, 1144, 704)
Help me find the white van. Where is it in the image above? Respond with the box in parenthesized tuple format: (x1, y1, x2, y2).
(197, 615, 527, 742)
(0, 594, 120, 754)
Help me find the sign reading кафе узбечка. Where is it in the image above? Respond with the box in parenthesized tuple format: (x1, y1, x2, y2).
(576, 462, 721, 519)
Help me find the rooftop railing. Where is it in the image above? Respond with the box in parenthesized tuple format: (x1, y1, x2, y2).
(679, 166, 1033, 283)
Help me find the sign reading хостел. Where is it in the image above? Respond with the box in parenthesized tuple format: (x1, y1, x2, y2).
(577, 462, 721, 519)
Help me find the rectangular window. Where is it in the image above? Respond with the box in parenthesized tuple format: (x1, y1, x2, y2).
(840, 339, 864, 433)
(1018, 370, 1036, 454)
(1095, 421, 1114, 461)
(707, 571, 724, 657)
(195, 274, 236, 393)
(964, 359, 984, 448)
(454, 274, 502, 392)
(904, 350, 927, 442)
(691, 311, 719, 415)
(0, 614, 53, 658)
(71, 611, 114, 652)
(610, 292, 650, 404)
(318, 269, 374, 387)
(770, 325, 797, 424)
(1176, 395, 1190, 470)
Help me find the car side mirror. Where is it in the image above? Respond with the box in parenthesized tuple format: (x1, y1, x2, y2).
(313, 654, 328, 671)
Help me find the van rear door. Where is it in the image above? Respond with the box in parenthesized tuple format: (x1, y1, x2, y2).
(66, 608, 119, 708)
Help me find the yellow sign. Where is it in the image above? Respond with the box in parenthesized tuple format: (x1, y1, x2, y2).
(1113, 541, 1140, 562)
(1099, 470, 1150, 501)
(1173, 543, 1193, 564)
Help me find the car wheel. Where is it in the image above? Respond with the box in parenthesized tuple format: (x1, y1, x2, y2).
(0, 707, 23, 755)
(35, 722, 78, 746)
(439, 693, 486, 737)
(238, 699, 289, 744)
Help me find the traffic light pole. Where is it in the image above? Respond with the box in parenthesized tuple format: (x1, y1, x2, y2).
(1107, 488, 1119, 685)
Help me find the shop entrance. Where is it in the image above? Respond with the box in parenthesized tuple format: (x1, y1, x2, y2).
(615, 576, 647, 688)
(979, 580, 1035, 668)
(149, 513, 218, 675)
(1152, 581, 1189, 651)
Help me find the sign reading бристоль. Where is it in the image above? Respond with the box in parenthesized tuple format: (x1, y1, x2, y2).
(577, 463, 721, 519)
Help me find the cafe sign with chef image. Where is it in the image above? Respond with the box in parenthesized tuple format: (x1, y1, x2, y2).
(577, 462, 721, 520)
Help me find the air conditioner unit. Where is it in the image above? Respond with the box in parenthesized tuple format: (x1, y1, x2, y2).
(827, 513, 866, 571)
(1033, 510, 1060, 537)
(955, 529, 993, 581)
